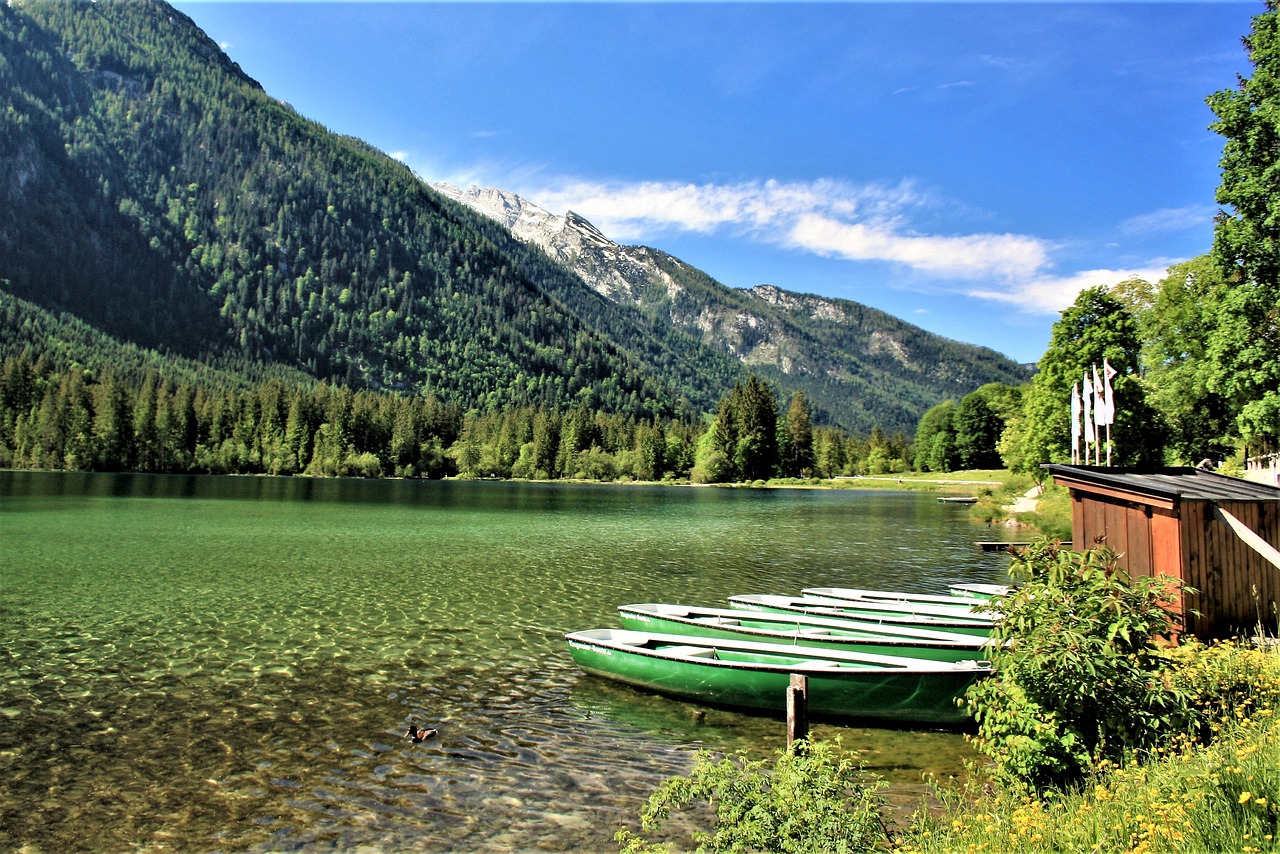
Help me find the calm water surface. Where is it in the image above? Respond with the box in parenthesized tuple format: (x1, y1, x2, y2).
(0, 472, 1009, 851)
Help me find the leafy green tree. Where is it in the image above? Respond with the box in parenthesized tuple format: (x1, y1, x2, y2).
(1207, 1, 1280, 453)
(1017, 287, 1165, 469)
(90, 370, 132, 470)
(912, 400, 956, 472)
(733, 375, 780, 481)
(953, 389, 1003, 470)
(1139, 258, 1237, 464)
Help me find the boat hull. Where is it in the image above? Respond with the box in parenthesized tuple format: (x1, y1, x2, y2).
(617, 603, 992, 663)
(565, 629, 986, 726)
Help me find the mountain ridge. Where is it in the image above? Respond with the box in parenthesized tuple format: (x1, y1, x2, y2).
(432, 182, 1031, 432)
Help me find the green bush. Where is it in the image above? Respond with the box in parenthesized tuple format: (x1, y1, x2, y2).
(966, 540, 1194, 789)
(616, 739, 886, 853)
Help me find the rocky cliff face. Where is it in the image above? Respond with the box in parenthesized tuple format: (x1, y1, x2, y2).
(431, 182, 1031, 432)
(432, 182, 683, 305)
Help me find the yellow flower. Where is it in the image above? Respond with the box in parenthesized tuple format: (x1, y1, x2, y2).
(1240, 791, 1254, 804)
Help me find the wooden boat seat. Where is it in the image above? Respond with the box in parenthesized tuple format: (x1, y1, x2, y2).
(659, 645, 719, 659)
(694, 616, 740, 626)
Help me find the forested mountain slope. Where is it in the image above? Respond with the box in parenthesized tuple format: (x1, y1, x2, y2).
(1, 0, 1027, 435)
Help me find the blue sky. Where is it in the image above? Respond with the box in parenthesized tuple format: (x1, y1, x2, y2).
(175, 2, 1258, 364)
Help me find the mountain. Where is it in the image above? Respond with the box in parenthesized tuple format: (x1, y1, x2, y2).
(434, 184, 1032, 433)
(1, 0, 1027, 436)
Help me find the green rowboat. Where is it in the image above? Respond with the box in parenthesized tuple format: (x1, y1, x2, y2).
(728, 594, 995, 636)
(801, 586, 1003, 609)
(564, 629, 988, 726)
(616, 603, 995, 662)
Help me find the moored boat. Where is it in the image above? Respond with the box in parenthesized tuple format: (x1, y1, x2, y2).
(616, 602, 995, 662)
(728, 594, 995, 637)
(801, 585, 997, 609)
(565, 628, 988, 726)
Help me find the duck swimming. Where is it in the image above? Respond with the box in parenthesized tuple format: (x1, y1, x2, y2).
(405, 724, 438, 743)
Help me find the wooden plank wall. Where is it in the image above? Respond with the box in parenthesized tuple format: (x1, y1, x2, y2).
(1066, 479, 1280, 639)
(1076, 494, 1157, 576)
(1181, 500, 1280, 639)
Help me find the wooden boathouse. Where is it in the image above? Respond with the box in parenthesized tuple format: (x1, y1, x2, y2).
(1044, 465, 1280, 640)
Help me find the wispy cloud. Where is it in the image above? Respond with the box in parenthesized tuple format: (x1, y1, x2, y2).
(1119, 204, 1215, 236)
(526, 177, 1050, 283)
(967, 265, 1173, 315)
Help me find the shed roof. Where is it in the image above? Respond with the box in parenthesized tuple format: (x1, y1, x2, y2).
(1044, 465, 1280, 504)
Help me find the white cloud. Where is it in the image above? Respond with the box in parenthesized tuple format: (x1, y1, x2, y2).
(968, 265, 1173, 315)
(524, 176, 1046, 282)
(787, 213, 1049, 281)
(1119, 205, 1216, 236)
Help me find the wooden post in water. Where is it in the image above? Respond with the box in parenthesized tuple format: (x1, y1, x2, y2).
(786, 673, 809, 752)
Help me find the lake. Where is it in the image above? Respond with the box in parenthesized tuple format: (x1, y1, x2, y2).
(0, 471, 1009, 851)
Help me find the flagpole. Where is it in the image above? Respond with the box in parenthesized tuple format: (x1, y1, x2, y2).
(1102, 359, 1116, 467)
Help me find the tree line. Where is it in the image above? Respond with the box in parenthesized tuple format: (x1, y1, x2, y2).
(0, 352, 914, 483)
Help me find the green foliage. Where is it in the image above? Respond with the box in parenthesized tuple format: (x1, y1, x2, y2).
(912, 383, 1020, 473)
(1166, 639, 1280, 739)
(901, 701, 1280, 854)
(912, 400, 956, 472)
(952, 390, 1004, 470)
(966, 540, 1193, 789)
(0, 342, 888, 484)
(615, 740, 887, 854)
(1139, 257, 1239, 465)
(1207, 0, 1280, 452)
(779, 390, 815, 478)
(901, 640, 1280, 854)
(694, 375, 787, 482)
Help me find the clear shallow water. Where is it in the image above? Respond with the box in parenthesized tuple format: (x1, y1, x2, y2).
(0, 472, 1008, 852)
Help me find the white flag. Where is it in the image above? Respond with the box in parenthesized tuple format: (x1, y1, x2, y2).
(1071, 382, 1082, 461)
(1092, 365, 1104, 428)
(1082, 371, 1095, 445)
(1101, 358, 1118, 426)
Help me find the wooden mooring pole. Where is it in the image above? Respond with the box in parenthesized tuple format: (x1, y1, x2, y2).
(786, 673, 809, 752)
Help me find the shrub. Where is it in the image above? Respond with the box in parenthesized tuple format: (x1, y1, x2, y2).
(966, 540, 1194, 789)
(616, 739, 886, 853)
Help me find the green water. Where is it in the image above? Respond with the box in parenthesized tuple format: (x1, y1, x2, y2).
(0, 471, 1007, 851)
